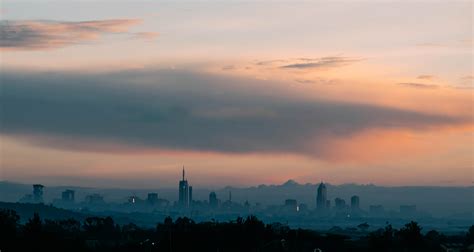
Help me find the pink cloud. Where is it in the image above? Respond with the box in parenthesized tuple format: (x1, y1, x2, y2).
(0, 19, 152, 50)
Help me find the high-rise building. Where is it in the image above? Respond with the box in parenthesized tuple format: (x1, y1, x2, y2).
(178, 167, 190, 208)
(316, 182, 327, 210)
(209, 192, 218, 208)
(334, 197, 346, 209)
(61, 190, 75, 202)
(188, 186, 193, 206)
(128, 195, 140, 204)
(351, 195, 360, 210)
(33, 184, 44, 203)
(147, 193, 158, 204)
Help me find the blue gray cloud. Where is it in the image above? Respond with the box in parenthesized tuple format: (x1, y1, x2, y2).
(0, 69, 465, 155)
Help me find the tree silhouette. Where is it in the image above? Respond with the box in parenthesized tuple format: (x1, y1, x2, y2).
(0, 209, 20, 235)
(164, 216, 173, 226)
(0, 209, 20, 250)
(24, 212, 42, 235)
(397, 221, 422, 246)
(358, 222, 370, 232)
(0, 210, 471, 252)
(368, 224, 394, 251)
(467, 225, 474, 244)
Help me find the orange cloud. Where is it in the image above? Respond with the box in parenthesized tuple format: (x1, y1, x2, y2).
(131, 32, 159, 40)
(397, 82, 439, 89)
(314, 124, 473, 164)
(417, 75, 435, 80)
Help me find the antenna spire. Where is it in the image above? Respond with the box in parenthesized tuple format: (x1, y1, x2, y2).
(182, 166, 185, 180)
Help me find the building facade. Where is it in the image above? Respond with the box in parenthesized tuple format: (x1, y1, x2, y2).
(178, 167, 191, 208)
(316, 182, 327, 210)
(33, 184, 44, 203)
(351, 195, 360, 210)
(61, 189, 75, 202)
(209, 192, 218, 208)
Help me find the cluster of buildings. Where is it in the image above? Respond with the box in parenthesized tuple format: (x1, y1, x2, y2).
(19, 184, 46, 203)
(313, 182, 362, 216)
(18, 168, 419, 219)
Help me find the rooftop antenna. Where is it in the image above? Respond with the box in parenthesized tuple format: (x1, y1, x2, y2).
(182, 166, 185, 181)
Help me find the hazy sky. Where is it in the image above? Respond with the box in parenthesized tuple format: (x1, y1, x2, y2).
(0, 0, 472, 188)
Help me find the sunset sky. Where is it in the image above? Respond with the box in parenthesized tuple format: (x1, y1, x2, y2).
(1, 0, 472, 188)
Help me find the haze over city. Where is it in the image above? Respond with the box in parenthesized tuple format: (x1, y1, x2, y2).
(1, 1, 473, 251)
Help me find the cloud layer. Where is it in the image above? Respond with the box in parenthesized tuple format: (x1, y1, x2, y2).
(0, 19, 144, 50)
(1, 69, 465, 157)
(252, 57, 362, 70)
(397, 82, 439, 89)
(280, 57, 362, 69)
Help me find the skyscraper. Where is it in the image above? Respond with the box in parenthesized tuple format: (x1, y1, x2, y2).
(334, 197, 346, 209)
(147, 193, 158, 204)
(61, 189, 75, 203)
(351, 195, 360, 210)
(178, 167, 189, 208)
(316, 182, 327, 210)
(33, 184, 44, 203)
(209, 191, 218, 208)
(188, 186, 193, 206)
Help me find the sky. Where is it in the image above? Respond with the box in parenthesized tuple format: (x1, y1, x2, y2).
(0, 0, 473, 188)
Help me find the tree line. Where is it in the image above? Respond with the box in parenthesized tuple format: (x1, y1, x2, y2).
(1, 208, 473, 251)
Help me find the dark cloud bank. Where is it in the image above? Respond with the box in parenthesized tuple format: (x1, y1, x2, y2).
(0, 69, 464, 155)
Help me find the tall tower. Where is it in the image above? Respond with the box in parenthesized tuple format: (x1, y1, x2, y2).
(209, 192, 218, 208)
(351, 195, 360, 210)
(33, 184, 44, 203)
(316, 182, 327, 210)
(188, 186, 193, 206)
(61, 189, 75, 202)
(178, 167, 189, 208)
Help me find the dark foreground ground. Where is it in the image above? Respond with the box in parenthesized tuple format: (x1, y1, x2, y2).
(1, 204, 473, 252)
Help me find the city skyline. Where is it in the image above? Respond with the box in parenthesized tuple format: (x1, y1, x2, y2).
(7, 169, 450, 226)
(3, 166, 472, 233)
(3, 174, 471, 251)
(1, 1, 473, 188)
(12, 171, 403, 216)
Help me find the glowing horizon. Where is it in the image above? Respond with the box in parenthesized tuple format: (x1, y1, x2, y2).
(1, 1, 472, 187)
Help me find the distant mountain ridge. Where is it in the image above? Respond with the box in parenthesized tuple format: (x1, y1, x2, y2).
(1, 180, 472, 217)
